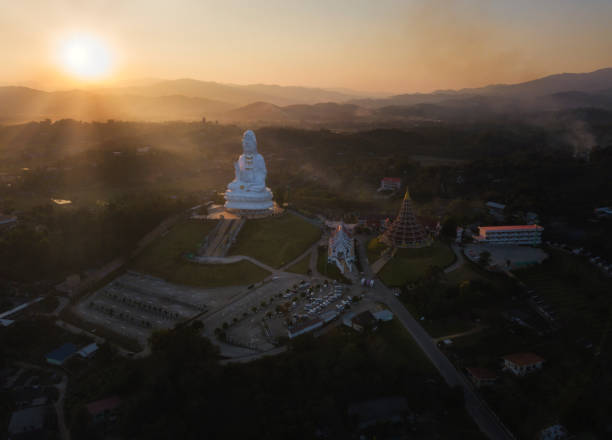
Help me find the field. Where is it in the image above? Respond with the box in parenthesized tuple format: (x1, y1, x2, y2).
(514, 250, 612, 336)
(378, 241, 456, 286)
(229, 212, 321, 268)
(285, 253, 311, 275)
(316, 246, 351, 283)
(132, 220, 270, 287)
(366, 237, 388, 263)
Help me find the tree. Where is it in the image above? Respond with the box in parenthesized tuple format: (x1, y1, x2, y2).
(441, 216, 458, 239)
(478, 251, 492, 267)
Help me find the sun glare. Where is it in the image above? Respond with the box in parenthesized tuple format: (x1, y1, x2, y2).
(59, 34, 112, 80)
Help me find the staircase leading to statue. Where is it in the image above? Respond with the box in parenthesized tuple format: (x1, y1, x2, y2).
(199, 218, 246, 257)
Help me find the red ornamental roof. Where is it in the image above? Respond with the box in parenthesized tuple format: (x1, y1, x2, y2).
(382, 177, 401, 183)
(86, 396, 122, 416)
(479, 225, 543, 232)
(466, 367, 497, 380)
(503, 352, 545, 366)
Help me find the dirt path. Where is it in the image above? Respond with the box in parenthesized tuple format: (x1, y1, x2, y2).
(434, 325, 485, 342)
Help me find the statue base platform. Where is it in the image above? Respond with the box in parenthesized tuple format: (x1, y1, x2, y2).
(207, 202, 283, 219)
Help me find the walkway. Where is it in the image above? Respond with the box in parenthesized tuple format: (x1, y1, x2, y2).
(434, 325, 485, 343)
(444, 242, 466, 273)
(220, 346, 288, 365)
(370, 248, 396, 274)
(190, 254, 278, 274)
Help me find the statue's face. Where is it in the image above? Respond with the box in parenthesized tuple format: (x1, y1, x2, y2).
(242, 130, 257, 153)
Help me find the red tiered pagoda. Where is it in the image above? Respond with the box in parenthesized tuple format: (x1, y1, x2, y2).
(381, 188, 431, 248)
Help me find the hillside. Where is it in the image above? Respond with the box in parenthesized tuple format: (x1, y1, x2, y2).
(2, 68, 612, 125)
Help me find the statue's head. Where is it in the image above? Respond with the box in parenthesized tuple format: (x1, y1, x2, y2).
(242, 130, 257, 154)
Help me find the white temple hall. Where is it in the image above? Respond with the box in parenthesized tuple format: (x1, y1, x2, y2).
(328, 224, 355, 274)
(224, 130, 275, 216)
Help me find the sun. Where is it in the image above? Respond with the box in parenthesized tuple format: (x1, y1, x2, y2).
(58, 34, 113, 80)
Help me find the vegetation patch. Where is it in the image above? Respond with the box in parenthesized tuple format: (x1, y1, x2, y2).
(229, 213, 321, 268)
(514, 250, 612, 337)
(366, 237, 388, 263)
(285, 253, 311, 275)
(132, 220, 269, 287)
(378, 241, 455, 286)
(67, 321, 482, 439)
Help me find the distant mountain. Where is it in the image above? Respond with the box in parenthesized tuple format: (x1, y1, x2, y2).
(103, 79, 364, 106)
(351, 68, 612, 108)
(2, 68, 612, 125)
(0, 86, 232, 124)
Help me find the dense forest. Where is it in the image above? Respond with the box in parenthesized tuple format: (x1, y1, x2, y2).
(61, 323, 479, 440)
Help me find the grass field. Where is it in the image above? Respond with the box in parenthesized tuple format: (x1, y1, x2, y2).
(378, 241, 455, 286)
(316, 246, 351, 283)
(229, 213, 321, 268)
(366, 237, 388, 263)
(370, 319, 437, 373)
(132, 220, 270, 287)
(285, 253, 311, 275)
(514, 250, 612, 336)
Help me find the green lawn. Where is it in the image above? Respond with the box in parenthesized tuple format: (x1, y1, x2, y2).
(132, 220, 269, 287)
(229, 213, 321, 268)
(514, 250, 612, 336)
(285, 253, 311, 275)
(366, 237, 388, 263)
(373, 319, 437, 373)
(378, 241, 456, 286)
(316, 246, 351, 283)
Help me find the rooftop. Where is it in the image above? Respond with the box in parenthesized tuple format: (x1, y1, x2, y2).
(479, 225, 543, 232)
(486, 201, 506, 209)
(46, 343, 77, 364)
(353, 310, 376, 327)
(78, 343, 99, 357)
(466, 367, 497, 380)
(503, 352, 545, 366)
(8, 406, 48, 434)
(86, 396, 122, 416)
(289, 318, 322, 333)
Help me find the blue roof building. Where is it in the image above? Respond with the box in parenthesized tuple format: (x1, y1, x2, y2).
(46, 343, 77, 366)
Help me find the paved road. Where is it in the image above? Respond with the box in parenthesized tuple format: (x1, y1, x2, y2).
(356, 236, 514, 440)
(434, 325, 485, 343)
(444, 242, 466, 273)
(190, 254, 278, 273)
(220, 346, 288, 365)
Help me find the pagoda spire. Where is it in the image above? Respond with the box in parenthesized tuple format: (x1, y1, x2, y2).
(381, 186, 430, 248)
(404, 188, 411, 201)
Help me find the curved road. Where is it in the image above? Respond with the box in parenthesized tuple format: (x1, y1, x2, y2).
(357, 236, 514, 440)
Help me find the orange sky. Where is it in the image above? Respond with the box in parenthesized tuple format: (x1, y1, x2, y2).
(2, 0, 612, 94)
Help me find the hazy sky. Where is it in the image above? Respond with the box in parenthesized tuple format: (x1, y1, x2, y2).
(2, 0, 612, 93)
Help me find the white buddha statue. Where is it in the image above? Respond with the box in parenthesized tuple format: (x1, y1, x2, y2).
(224, 130, 274, 212)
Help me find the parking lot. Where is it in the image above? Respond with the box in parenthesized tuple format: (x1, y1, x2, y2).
(75, 269, 364, 353)
(202, 276, 358, 351)
(464, 244, 548, 269)
(75, 271, 240, 345)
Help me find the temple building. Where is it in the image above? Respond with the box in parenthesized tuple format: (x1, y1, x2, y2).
(224, 130, 275, 216)
(328, 223, 355, 274)
(380, 189, 431, 248)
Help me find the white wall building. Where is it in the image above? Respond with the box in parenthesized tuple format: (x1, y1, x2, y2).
(456, 226, 464, 243)
(503, 352, 545, 376)
(474, 225, 543, 245)
(328, 224, 355, 274)
(379, 177, 402, 191)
